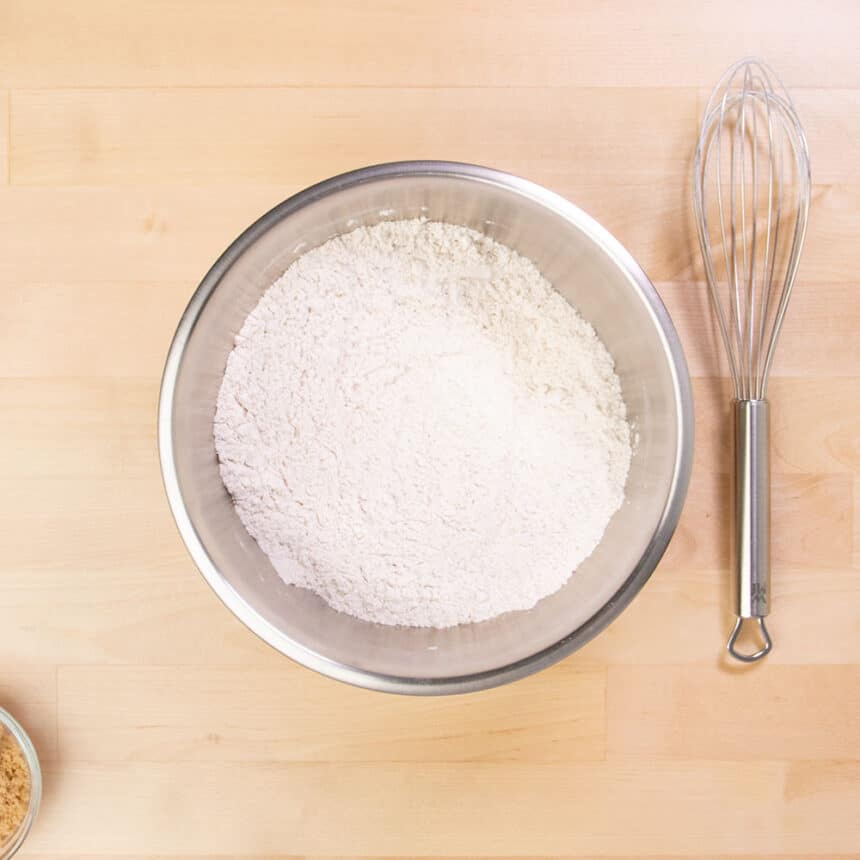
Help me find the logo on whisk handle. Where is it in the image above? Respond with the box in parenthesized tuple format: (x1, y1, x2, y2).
(750, 582, 769, 612)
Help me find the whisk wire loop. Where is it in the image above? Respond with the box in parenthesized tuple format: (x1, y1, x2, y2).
(693, 57, 810, 402)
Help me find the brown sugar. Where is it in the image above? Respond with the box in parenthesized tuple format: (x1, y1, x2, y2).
(0, 726, 30, 845)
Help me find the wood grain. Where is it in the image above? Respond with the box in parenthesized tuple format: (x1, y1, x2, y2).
(0, 90, 7, 184)
(0, 186, 286, 286)
(1, 0, 859, 88)
(25, 761, 860, 856)
(0, 284, 189, 378)
(0, 562, 278, 670)
(792, 89, 860, 183)
(662, 469, 852, 570)
(855, 478, 860, 569)
(18, 857, 860, 860)
(607, 665, 860, 760)
(10, 87, 696, 186)
(0, 379, 157, 478)
(1, 3, 859, 858)
(57, 665, 605, 763)
(0, 478, 177, 573)
(692, 376, 860, 473)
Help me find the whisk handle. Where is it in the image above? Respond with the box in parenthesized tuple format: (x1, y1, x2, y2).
(727, 399, 772, 662)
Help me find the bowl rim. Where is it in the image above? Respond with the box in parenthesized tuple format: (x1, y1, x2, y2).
(158, 160, 694, 695)
(0, 707, 42, 859)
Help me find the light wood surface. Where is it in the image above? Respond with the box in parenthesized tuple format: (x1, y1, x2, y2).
(1, 3, 859, 858)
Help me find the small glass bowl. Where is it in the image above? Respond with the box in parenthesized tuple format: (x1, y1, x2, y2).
(0, 707, 41, 860)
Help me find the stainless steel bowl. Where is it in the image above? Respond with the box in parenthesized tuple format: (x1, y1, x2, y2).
(159, 161, 693, 694)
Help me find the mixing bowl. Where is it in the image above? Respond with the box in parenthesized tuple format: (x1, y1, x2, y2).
(159, 161, 693, 694)
(0, 707, 41, 860)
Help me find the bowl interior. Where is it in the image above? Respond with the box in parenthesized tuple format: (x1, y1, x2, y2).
(163, 166, 689, 690)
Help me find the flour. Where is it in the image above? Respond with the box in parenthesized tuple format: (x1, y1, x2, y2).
(214, 219, 631, 628)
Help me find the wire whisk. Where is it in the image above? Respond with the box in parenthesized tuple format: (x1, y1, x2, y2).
(693, 58, 811, 662)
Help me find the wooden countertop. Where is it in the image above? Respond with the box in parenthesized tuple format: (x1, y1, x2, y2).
(1, 3, 858, 857)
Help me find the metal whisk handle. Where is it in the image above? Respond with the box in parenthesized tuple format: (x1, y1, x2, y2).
(727, 399, 773, 662)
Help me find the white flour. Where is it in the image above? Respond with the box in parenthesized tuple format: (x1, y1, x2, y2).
(214, 219, 631, 628)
